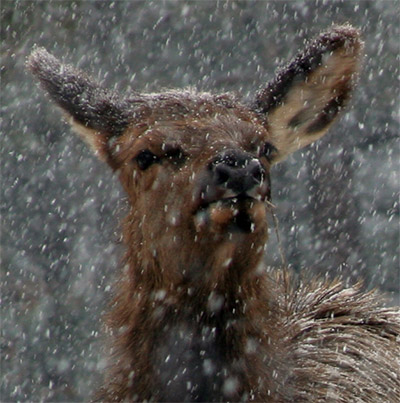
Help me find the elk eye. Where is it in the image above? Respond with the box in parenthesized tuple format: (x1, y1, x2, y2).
(135, 150, 160, 170)
(262, 142, 278, 162)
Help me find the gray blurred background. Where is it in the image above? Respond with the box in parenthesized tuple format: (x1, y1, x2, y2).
(1, 1, 399, 401)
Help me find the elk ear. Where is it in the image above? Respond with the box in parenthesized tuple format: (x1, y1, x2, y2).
(27, 47, 132, 165)
(253, 25, 363, 162)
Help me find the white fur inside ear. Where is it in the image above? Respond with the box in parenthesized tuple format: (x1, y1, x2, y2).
(268, 44, 360, 161)
(67, 115, 108, 161)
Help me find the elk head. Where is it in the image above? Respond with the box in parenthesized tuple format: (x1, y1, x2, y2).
(28, 25, 362, 291)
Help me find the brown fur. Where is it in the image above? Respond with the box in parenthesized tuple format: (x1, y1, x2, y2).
(28, 25, 399, 402)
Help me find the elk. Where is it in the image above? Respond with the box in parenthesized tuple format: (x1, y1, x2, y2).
(28, 25, 399, 402)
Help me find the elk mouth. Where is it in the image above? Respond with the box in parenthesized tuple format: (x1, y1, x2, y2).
(194, 193, 265, 234)
(224, 196, 255, 233)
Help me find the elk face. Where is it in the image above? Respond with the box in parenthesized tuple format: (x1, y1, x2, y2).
(108, 99, 273, 283)
(28, 25, 362, 285)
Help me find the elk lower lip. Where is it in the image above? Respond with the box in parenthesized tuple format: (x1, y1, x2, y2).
(199, 194, 256, 210)
(197, 195, 257, 233)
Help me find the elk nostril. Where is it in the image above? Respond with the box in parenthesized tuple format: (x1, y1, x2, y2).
(215, 164, 231, 185)
(211, 154, 265, 193)
(251, 164, 264, 184)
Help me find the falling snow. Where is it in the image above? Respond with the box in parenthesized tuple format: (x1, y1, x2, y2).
(1, 1, 399, 401)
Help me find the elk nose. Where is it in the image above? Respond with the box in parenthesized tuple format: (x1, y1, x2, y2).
(210, 150, 265, 194)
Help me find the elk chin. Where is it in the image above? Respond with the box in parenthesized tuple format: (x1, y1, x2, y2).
(189, 197, 268, 286)
(194, 196, 268, 236)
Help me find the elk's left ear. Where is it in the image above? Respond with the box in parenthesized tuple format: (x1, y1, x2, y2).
(27, 47, 133, 166)
(253, 25, 363, 162)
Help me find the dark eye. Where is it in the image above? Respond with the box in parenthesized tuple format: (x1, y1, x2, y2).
(135, 150, 160, 170)
(262, 142, 278, 162)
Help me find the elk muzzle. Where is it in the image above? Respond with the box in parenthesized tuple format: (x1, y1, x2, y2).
(194, 150, 270, 234)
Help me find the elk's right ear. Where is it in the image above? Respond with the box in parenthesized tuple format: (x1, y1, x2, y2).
(27, 48, 132, 165)
(253, 25, 363, 162)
